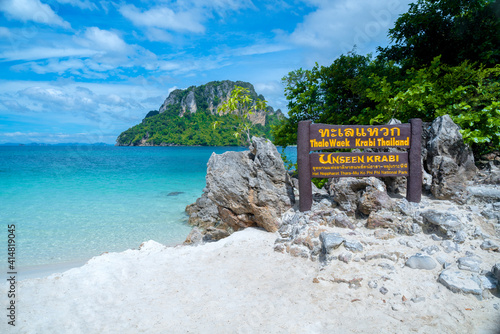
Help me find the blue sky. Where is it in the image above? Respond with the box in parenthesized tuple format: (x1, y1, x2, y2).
(0, 0, 413, 144)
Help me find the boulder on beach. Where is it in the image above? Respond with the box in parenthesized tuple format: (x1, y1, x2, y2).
(186, 137, 295, 241)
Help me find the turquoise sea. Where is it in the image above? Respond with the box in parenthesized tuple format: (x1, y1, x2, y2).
(0, 145, 296, 277)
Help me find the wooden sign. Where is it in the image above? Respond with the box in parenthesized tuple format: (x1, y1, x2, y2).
(310, 152, 409, 178)
(297, 119, 422, 212)
(309, 124, 411, 150)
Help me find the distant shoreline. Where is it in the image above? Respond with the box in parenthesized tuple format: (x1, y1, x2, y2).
(0, 142, 113, 146)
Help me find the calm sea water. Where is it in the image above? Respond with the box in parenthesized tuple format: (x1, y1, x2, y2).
(0, 145, 296, 272)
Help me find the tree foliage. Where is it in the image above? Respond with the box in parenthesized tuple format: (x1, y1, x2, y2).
(273, 54, 400, 146)
(378, 0, 500, 69)
(117, 107, 280, 147)
(358, 57, 500, 155)
(117, 82, 281, 146)
(215, 86, 269, 146)
(274, 0, 500, 158)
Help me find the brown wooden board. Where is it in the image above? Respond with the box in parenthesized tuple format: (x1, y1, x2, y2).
(310, 152, 409, 178)
(309, 123, 411, 150)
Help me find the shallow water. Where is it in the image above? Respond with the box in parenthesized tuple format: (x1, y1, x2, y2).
(0, 145, 296, 272)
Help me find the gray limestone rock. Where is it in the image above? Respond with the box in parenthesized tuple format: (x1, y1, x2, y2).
(405, 253, 437, 270)
(329, 212, 356, 229)
(457, 256, 482, 273)
(366, 210, 414, 235)
(338, 252, 353, 264)
(411, 296, 426, 303)
(411, 223, 422, 234)
(184, 227, 203, 245)
(438, 269, 483, 295)
(492, 263, 500, 281)
(422, 245, 440, 255)
(185, 193, 220, 230)
(327, 177, 391, 216)
(187, 137, 295, 238)
(421, 209, 464, 238)
(441, 240, 460, 253)
(473, 227, 484, 239)
(480, 274, 499, 290)
(436, 255, 452, 269)
(425, 115, 476, 202)
(481, 204, 500, 222)
(480, 240, 499, 251)
(203, 227, 231, 242)
(319, 232, 345, 254)
(431, 234, 442, 241)
(467, 186, 500, 204)
(476, 156, 500, 185)
(358, 189, 395, 216)
(453, 230, 467, 244)
(344, 240, 364, 253)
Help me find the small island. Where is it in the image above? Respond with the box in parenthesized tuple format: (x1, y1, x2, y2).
(116, 80, 283, 146)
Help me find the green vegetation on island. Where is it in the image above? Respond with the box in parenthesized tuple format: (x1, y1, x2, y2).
(272, 0, 500, 158)
(116, 81, 282, 146)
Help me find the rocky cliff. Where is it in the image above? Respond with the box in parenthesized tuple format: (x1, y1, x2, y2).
(158, 80, 269, 125)
(116, 80, 282, 146)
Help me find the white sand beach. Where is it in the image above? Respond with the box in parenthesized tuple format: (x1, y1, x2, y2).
(2, 227, 499, 334)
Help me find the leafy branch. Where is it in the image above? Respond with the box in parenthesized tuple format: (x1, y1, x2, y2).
(215, 86, 269, 146)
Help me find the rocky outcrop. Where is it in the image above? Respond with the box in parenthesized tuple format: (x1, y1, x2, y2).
(326, 177, 394, 217)
(476, 151, 500, 185)
(358, 115, 474, 203)
(185, 137, 295, 242)
(274, 193, 500, 299)
(424, 115, 476, 202)
(159, 80, 270, 123)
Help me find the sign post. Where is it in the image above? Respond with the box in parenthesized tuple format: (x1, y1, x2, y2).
(297, 120, 422, 212)
(297, 120, 313, 212)
(407, 118, 422, 203)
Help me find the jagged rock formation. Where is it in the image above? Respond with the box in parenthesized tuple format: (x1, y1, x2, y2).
(425, 115, 477, 202)
(116, 80, 283, 146)
(158, 80, 269, 125)
(185, 137, 295, 241)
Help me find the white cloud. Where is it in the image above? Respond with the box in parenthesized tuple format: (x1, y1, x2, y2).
(157, 61, 181, 71)
(232, 43, 291, 56)
(254, 80, 288, 111)
(0, 80, 166, 120)
(54, 0, 98, 10)
(289, 0, 412, 62)
(77, 27, 129, 53)
(199, 0, 255, 16)
(0, 27, 11, 37)
(119, 4, 205, 34)
(0, 47, 100, 62)
(119, 0, 255, 40)
(20, 86, 90, 111)
(254, 81, 282, 95)
(143, 27, 174, 42)
(2, 26, 145, 78)
(0, 99, 28, 112)
(16, 85, 145, 115)
(0, 0, 71, 29)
